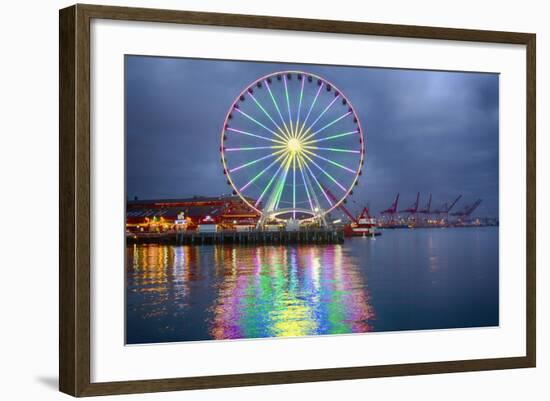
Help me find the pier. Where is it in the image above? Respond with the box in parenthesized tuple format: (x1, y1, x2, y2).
(127, 228, 345, 245)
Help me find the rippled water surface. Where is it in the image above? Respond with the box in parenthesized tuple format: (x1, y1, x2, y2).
(126, 227, 498, 344)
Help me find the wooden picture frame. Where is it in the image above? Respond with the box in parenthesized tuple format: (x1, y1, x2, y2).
(59, 3, 536, 397)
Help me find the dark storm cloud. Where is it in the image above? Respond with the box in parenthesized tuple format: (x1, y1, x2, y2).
(125, 56, 499, 217)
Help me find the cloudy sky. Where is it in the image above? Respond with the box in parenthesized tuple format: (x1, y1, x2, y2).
(125, 55, 499, 217)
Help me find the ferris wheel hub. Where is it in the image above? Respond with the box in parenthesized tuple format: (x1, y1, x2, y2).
(287, 138, 303, 153)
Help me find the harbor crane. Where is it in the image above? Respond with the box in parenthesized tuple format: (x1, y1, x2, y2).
(323, 186, 378, 236)
(324, 186, 366, 225)
(418, 193, 432, 214)
(381, 193, 400, 216)
(432, 195, 462, 215)
(451, 199, 482, 218)
(400, 192, 420, 214)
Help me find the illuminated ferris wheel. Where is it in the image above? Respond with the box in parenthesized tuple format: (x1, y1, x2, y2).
(221, 71, 365, 223)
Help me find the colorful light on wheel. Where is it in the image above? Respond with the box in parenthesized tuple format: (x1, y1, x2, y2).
(221, 71, 365, 221)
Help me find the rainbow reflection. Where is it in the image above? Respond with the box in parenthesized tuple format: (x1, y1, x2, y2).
(127, 244, 374, 343)
(208, 245, 374, 340)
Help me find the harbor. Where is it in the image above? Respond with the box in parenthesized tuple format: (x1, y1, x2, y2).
(125, 192, 495, 246)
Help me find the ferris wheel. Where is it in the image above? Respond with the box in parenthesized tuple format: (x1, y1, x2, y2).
(221, 71, 365, 223)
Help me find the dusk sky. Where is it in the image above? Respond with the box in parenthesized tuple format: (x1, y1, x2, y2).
(125, 55, 499, 217)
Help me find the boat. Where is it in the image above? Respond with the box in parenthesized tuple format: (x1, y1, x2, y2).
(344, 207, 381, 237)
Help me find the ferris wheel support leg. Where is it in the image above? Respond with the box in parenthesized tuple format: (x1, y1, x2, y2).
(257, 214, 267, 229)
(317, 213, 328, 228)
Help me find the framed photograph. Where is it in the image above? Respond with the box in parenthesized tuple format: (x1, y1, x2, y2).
(59, 4, 536, 397)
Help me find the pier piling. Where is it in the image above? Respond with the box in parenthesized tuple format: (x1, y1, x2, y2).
(128, 228, 345, 245)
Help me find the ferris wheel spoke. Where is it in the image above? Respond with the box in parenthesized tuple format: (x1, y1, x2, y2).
(301, 111, 352, 142)
(297, 95, 340, 141)
(295, 77, 305, 137)
(283, 75, 294, 135)
(226, 127, 286, 145)
(300, 152, 347, 192)
(296, 154, 315, 212)
(274, 155, 293, 211)
(300, 154, 334, 207)
(265, 79, 292, 138)
(248, 92, 286, 137)
(234, 108, 288, 143)
(302, 130, 359, 145)
(239, 152, 288, 192)
(301, 148, 357, 174)
(302, 164, 326, 213)
(225, 146, 285, 152)
(298, 82, 323, 138)
(292, 155, 296, 218)
(303, 146, 361, 154)
(264, 153, 292, 212)
(229, 150, 287, 173)
(254, 153, 291, 208)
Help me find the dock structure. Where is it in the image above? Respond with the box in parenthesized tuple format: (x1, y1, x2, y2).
(127, 229, 345, 245)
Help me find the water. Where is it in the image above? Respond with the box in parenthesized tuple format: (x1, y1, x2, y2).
(126, 227, 499, 344)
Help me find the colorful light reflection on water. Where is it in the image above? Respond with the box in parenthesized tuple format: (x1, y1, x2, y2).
(126, 243, 374, 342)
(126, 228, 499, 344)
